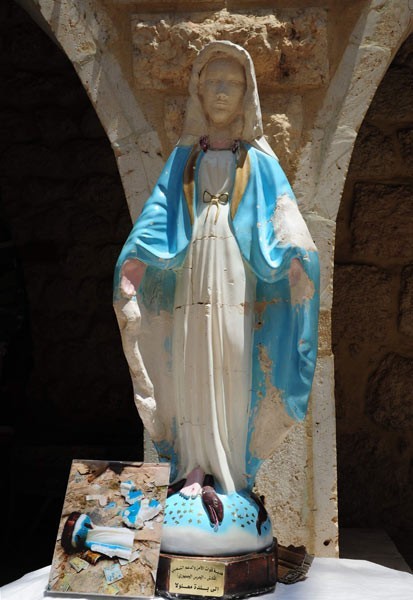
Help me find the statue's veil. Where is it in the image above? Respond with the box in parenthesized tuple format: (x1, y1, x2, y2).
(178, 41, 277, 159)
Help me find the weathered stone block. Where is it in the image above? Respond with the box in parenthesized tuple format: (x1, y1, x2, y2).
(63, 245, 94, 279)
(366, 353, 413, 431)
(61, 140, 118, 178)
(337, 430, 412, 529)
(70, 209, 114, 244)
(398, 128, 413, 170)
(367, 66, 413, 124)
(0, 144, 64, 179)
(4, 70, 85, 110)
(164, 96, 186, 147)
(349, 123, 397, 179)
(35, 107, 80, 146)
(132, 9, 328, 91)
(80, 107, 107, 139)
(261, 94, 303, 174)
(256, 423, 310, 549)
(399, 265, 413, 337)
(0, 109, 39, 145)
(318, 309, 331, 356)
(305, 214, 335, 311)
(98, 244, 125, 278)
(138, 131, 165, 189)
(74, 176, 125, 222)
(29, 203, 72, 243)
(2, 178, 71, 221)
(351, 183, 413, 262)
(114, 138, 158, 220)
(8, 20, 68, 73)
(310, 355, 338, 556)
(35, 309, 91, 342)
(333, 265, 393, 351)
(393, 33, 413, 70)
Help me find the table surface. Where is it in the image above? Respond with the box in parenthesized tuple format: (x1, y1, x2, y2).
(2, 558, 413, 600)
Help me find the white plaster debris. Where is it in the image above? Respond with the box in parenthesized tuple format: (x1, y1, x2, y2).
(118, 550, 141, 566)
(85, 494, 108, 507)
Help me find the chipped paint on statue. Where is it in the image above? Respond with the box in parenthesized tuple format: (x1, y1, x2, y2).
(114, 41, 320, 556)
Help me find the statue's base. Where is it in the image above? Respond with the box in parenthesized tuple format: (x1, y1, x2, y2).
(156, 540, 277, 600)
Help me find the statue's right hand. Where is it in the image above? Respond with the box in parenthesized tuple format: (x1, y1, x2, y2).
(120, 259, 146, 298)
(120, 274, 136, 297)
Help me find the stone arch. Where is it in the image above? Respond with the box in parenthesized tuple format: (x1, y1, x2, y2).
(295, 1, 413, 218)
(255, 2, 413, 556)
(17, 0, 162, 222)
(11, 0, 413, 559)
(333, 31, 413, 566)
(285, 1, 413, 555)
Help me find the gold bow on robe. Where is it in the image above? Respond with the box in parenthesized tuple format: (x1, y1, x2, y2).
(203, 190, 229, 224)
(183, 143, 251, 224)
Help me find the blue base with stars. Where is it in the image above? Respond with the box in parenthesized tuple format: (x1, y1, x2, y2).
(161, 489, 273, 556)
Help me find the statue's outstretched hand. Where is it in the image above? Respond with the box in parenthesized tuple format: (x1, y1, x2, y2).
(288, 257, 303, 287)
(120, 259, 146, 298)
(288, 257, 314, 306)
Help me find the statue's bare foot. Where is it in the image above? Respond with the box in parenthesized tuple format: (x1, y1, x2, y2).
(179, 467, 205, 499)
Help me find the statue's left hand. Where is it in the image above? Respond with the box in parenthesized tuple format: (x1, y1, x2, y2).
(288, 258, 304, 287)
(288, 257, 315, 306)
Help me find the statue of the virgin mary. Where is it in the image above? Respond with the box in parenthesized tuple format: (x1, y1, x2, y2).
(114, 41, 319, 556)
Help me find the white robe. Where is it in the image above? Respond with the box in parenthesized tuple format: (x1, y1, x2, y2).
(173, 150, 256, 493)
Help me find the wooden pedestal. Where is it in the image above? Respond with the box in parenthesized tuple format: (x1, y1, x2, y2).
(156, 541, 277, 600)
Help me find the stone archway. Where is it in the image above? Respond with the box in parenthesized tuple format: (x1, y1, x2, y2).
(7, 0, 413, 562)
(333, 33, 413, 567)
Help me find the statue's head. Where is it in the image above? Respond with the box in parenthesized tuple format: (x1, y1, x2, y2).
(180, 41, 264, 145)
(198, 56, 246, 136)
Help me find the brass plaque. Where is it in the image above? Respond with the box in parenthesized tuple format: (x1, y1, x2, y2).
(169, 558, 226, 597)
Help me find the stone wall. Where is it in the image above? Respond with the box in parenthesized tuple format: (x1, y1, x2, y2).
(0, 1, 140, 583)
(333, 34, 413, 562)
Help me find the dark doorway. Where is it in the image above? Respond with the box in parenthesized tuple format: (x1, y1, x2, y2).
(0, 0, 142, 584)
(333, 34, 413, 569)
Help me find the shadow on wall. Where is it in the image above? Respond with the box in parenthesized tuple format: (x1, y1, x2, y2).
(0, 0, 142, 584)
(333, 33, 413, 569)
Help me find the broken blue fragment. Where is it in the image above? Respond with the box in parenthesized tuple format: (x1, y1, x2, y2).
(122, 498, 162, 529)
(120, 480, 144, 505)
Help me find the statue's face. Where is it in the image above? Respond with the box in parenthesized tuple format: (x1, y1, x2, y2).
(199, 58, 246, 130)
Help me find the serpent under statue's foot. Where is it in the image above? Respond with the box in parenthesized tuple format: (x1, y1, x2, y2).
(201, 484, 224, 531)
(179, 466, 205, 499)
